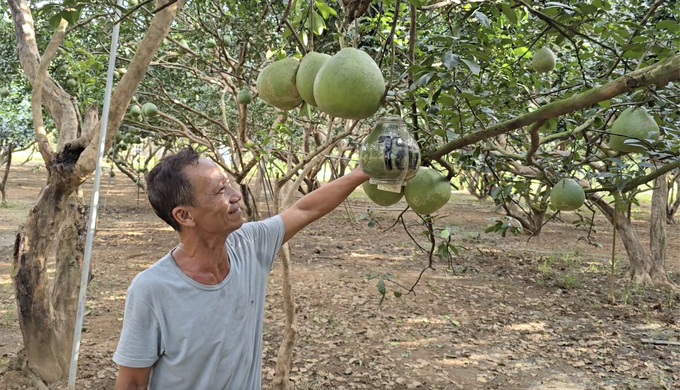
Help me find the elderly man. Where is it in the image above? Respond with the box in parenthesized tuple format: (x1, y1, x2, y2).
(113, 147, 369, 389)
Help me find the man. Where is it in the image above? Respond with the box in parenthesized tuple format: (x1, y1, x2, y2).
(113, 147, 369, 389)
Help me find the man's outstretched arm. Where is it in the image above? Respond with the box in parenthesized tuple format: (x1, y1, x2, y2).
(280, 168, 369, 243)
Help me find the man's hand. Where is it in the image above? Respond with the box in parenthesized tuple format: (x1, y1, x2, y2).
(280, 167, 369, 243)
(114, 366, 152, 390)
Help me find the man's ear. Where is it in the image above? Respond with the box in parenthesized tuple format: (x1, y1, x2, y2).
(172, 206, 196, 228)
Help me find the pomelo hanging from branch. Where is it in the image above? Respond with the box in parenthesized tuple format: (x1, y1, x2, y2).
(256, 57, 303, 111)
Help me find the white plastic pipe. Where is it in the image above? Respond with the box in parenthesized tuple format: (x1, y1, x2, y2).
(68, 0, 124, 388)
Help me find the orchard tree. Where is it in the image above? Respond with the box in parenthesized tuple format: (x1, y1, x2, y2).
(7, 0, 184, 383)
(0, 16, 34, 204)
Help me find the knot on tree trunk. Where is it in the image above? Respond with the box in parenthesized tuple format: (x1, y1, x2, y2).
(55, 143, 85, 166)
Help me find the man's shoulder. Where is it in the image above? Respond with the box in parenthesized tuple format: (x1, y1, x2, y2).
(236, 215, 284, 237)
(127, 254, 177, 294)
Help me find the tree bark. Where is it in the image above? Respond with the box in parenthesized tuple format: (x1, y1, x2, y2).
(12, 182, 72, 382)
(589, 193, 676, 288)
(650, 174, 671, 285)
(0, 144, 12, 203)
(8, 0, 184, 383)
(667, 171, 680, 224)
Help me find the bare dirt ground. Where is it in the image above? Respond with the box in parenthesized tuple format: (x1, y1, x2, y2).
(0, 162, 679, 390)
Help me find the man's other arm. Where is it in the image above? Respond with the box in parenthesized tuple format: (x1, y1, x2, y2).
(114, 366, 151, 390)
(280, 168, 369, 243)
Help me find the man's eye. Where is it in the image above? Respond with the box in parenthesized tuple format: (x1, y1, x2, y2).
(218, 186, 226, 193)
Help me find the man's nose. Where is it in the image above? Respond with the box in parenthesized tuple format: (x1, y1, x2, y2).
(228, 188, 242, 203)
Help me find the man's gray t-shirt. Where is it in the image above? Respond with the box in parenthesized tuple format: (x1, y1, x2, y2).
(113, 216, 285, 390)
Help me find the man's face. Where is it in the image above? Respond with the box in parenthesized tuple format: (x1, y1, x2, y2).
(181, 158, 243, 235)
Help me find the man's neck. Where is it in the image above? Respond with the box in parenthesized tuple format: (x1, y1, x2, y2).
(172, 232, 231, 285)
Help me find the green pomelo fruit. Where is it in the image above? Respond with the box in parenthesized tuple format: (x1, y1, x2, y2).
(66, 79, 77, 88)
(256, 57, 303, 111)
(608, 107, 660, 153)
(296, 52, 331, 107)
(550, 178, 585, 211)
(0, 87, 9, 97)
(313, 48, 385, 120)
(363, 182, 404, 207)
(532, 47, 556, 73)
(404, 167, 451, 215)
(142, 103, 158, 117)
(237, 89, 253, 105)
(130, 105, 142, 116)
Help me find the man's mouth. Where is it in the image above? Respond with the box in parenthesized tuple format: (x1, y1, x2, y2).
(228, 206, 241, 215)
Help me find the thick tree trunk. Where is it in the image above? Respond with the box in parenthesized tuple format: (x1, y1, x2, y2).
(668, 172, 680, 224)
(590, 193, 675, 288)
(8, 0, 184, 383)
(650, 174, 673, 286)
(11, 180, 84, 382)
(1, 144, 12, 203)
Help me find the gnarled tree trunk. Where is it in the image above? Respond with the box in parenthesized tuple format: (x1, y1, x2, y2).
(12, 182, 87, 382)
(0, 144, 12, 203)
(649, 174, 672, 287)
(590, 192, 676, 288)
(8, 0, 184, 382)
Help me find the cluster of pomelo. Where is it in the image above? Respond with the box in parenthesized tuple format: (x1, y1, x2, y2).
(548, 106, 660, 212)
(363, 167, 452, 215)
(128, 102, 159, 122)
(256, 48, 385, 120)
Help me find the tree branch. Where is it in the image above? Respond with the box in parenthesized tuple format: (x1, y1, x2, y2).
(586, 159, 680, 194)
(74, 0, 185, 181)
(30, 19, 68, 167)
(602, 0, 668, 78)
(517, 0, 625, 67)
(428, 53, 680, 160)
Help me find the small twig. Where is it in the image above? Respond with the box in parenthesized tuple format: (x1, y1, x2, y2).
(378, 0, 401, 68)
(407, 265, 432, 295)
(152, 0, 180, 14)
(401, 217, 428, 252)
(603, 0, 668, 78)
(309, 0, 315, 52)
(285, 20, 308, 57)
(110, 0, 156, 27)
(641, 339, 680, 346)
(383, 206, 410, 231)
(278, 0, 294, 31)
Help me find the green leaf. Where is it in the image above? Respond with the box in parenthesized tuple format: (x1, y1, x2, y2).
(394, 291, 402, 298)
(442, 52, 460, 70)
(312, 11, 325, 35)
(451, 320, 461, 326)
(513, 47, 531, 58)
(61, 9, 81, 26)
(657, 20, 680, 32)
(49, 14, 62, 30)
(405, 0, 422, 7)
(377, 279, 386, 295)
(500, 4, 517, 25)
(474, 11, 490, 28)
(315, 0, 337, 19)
(461, 59, 480, 74)
(598, 100, 610, 109)
(439, 229, 450, 239)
